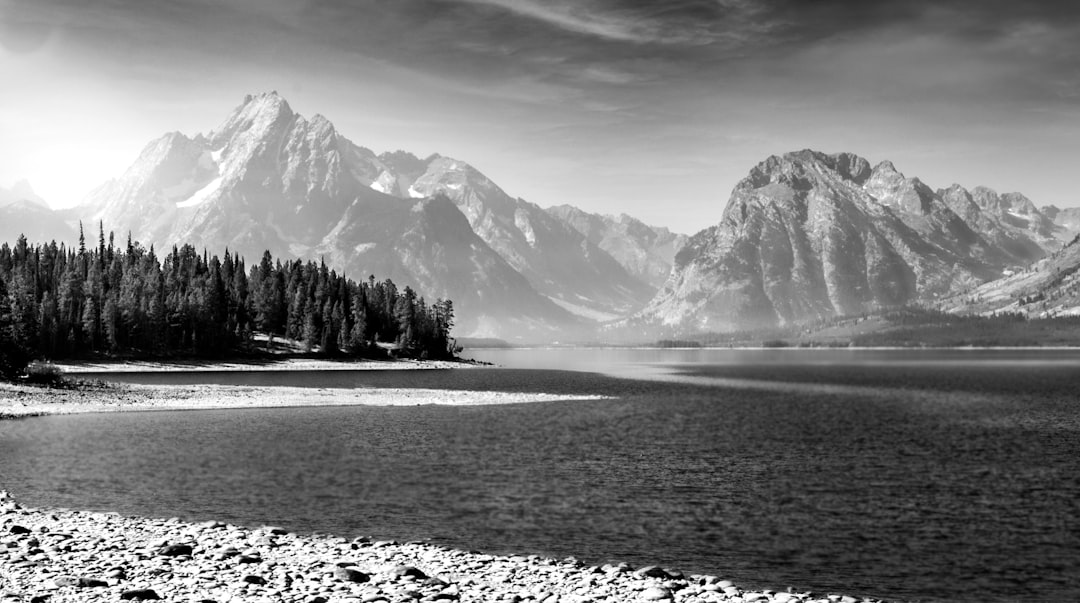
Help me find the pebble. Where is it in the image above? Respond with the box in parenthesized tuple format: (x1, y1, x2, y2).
(158, 543, 194, 557)
(0, 492, 895, 603)
(120, 588, 163, 600)
(335, 566, 371, 583)
(640, 586, 673, 601)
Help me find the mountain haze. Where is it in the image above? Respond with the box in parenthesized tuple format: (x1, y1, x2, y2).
(546, 205, 688, 289)
(0, 180, 74, 244)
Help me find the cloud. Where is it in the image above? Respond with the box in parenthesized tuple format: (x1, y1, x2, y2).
(451, 0, 655, 43)
(446, 0, 770, 46)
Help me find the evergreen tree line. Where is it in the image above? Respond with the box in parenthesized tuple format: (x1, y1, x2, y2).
(0, 225, 457, 377)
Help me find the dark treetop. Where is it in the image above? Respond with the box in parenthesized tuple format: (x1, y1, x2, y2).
(0, 224, 456, 378)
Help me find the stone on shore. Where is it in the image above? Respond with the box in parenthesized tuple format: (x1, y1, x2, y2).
(120, 588, 162, 600)
(0, 494, 893, 603)
(157, 543, 194, 557)
(640, 585, 673, 600)
(334, 566, 371, 583)
(634, 565, 673, 579)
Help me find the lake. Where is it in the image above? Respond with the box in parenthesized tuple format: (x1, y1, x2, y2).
(1, 348, 1078, 602)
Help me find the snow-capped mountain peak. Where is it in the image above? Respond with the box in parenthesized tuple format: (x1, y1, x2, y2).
(210, 91, 295, 146)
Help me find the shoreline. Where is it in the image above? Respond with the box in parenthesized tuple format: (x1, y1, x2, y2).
(0, 381, 605, 420)
(0, 492, 889, 603)
(0, 377, 896, 603)
(50, 356, 476, 374)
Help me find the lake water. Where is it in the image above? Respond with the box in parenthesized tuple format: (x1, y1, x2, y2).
(1, 349, 1079, 602)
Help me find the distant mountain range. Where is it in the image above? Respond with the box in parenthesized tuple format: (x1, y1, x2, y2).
(5, 97, 1080, 340)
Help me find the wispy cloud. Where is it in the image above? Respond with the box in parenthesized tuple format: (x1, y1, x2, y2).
(450, 0, 665, 43)
(447, 0, 770, 46)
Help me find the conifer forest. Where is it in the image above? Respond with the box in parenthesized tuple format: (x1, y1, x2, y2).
(0, 224, 457, 377)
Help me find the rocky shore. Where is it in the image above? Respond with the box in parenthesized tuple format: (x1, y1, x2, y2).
(0, 492, 889, 603)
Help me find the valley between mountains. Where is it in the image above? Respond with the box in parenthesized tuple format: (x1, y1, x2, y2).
(4, 92, 1080, 342)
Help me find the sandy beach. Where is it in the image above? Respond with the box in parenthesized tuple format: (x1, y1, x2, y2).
(0, 377, 604, 421)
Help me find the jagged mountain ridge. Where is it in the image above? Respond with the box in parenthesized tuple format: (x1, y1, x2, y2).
(638, 150, 1062, 333)
(79, 92, 580, 338)
(391, 155, 655, 321)
(545, 205, 688, 289)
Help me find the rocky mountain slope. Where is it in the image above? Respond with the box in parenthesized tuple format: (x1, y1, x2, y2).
(938, 234, 1080, 319)
(77, 92, 578, 338)
(545, 205, 687, 289)
(399, 156, 655, 321)
(1042, 205, 1080, 241)
(638, 150, 1060, 333)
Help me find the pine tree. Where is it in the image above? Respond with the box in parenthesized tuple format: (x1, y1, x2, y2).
(0, 231, 458, 369)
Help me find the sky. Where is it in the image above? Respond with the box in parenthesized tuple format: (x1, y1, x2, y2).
(0, 0, 1078, 234)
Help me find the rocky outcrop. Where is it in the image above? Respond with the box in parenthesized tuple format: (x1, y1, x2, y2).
(639, 150, 1055, 333)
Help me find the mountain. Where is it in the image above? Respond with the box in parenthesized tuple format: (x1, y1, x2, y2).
(545, 205, 688, 289)
(79, 92, 576, 338)
(0, 180, 47, 209)
(0, 200, 75, 246)
(1042, 205, 1080, 242)
(0, 182, 74, 245)
(938, 235, 1080, 318)
(311, 194, 572, 336)
(378, 155, 655, 321)
(638, 150, 1057, 333)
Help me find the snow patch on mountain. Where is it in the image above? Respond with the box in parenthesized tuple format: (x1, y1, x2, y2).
(161, 178, 203, 201)
(176, 176, 223, 208)
(547, 296, 622, 322)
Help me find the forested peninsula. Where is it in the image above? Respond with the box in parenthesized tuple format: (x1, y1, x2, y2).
(0, 225, 458, 378)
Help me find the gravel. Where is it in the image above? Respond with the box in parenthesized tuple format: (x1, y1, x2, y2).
(0, 492, 893, 603)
